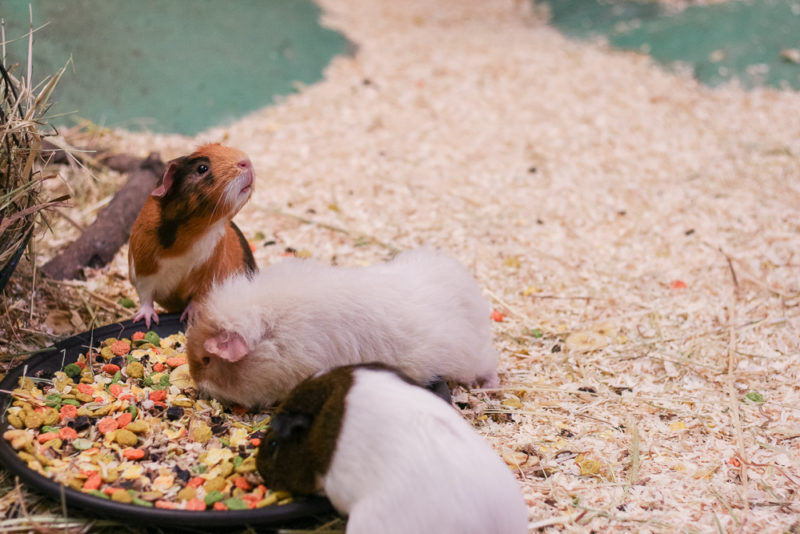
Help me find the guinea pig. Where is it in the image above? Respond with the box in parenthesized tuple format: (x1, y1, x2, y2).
(128, 143, 257, 327)
(256, 363, 529, 534)
(185, 248, 499, 408)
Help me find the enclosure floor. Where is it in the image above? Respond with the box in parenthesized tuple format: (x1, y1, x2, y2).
(32, 0, 800, 532)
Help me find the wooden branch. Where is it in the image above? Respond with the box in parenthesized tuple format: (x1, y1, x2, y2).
(41, 152, 165, 280)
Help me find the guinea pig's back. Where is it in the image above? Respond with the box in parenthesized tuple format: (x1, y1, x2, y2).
(368, 249, 498, 383)
(323, 368, 528, 534)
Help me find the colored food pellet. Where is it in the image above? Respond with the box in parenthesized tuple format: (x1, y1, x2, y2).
(77, 383, 95, 395)
(185, 498, 206, 511)
(59, 404, 77, 420)
(58, 427, 78, 440)
(116, 412, 133, 428)
(102, 364, 121, 374)
(2, 331, 285, 512)
(166, 356, 187, 368)
(110, 340, 131, 356)
(97, 417, 119, 435)
(83, 472, 102, 490)
(123, 448, 146, 460)
(63, 363, 82, 378)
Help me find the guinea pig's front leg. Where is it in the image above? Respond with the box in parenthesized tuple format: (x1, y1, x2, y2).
(132, 299, 159, 329)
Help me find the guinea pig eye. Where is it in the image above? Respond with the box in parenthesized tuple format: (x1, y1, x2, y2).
(197, 164, 208, 174)
(201, 356, 211, 366)
(267, 440, 279, 458)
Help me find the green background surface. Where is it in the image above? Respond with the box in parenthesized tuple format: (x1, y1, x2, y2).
(1, 1, 798, 135)
(2, 0, 349, 135)
(546, 0, 800, 89)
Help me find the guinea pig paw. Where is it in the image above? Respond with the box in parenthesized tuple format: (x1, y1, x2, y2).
(132, 305, 159, 329)
(180, 303, 199, 325)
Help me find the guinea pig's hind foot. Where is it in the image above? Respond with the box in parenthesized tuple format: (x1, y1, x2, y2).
(132, 303, 159, 329)
(474, 371, 500, 389)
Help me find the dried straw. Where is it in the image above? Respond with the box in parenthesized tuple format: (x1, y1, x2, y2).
(0, 14, 69, 290)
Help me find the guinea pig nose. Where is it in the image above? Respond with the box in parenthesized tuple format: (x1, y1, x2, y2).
(237, 159, 251, 170)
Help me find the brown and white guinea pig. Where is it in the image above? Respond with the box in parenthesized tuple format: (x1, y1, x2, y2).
(256, 363, 529, 534)
(128, 143, 257, 327)
(185, 248, 499, 409)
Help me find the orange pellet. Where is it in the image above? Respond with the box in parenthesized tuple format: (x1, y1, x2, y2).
(108, 384, 123, 397)
(83, 472, 102, 490)
(187, 476, 205, 488)
(74, 360, 86, 369)
(94, 396, 105, 404)
(670, 279, 687, 290)
(232, 405, 248, 416)
(59, 404, 78, 421)
(250, 438, 261, 447)
(110, 340, 131, 356)
(490, 310, 504, 322)
(97, 417, 119, 434)
(103, 486, 117, 496)
(152, 401, 167, 409)
(166, 357, 187, 368)
(116, 412, 133, 428)
(155, 500, 178, 510)
(184, 498, 206, 511)
(119, 394, 135, 402)
(131, 331, 146, 341)
(152, 363, 165, 373)
(149, 390, 167, 402)
(37, 432, 58, 444)
(34, 406, 46, 413)
(123, 448, 145, 460)
(212, 502, 227, 511)
(102, 363, 121, 374)
(58, 427, 78, 440)
(257, 484, 267, 495)
(234, 477, 252, 491)
(77, 383, 95, 395)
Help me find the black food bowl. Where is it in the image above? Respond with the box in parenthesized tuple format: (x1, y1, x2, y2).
(0, 314, 334, 527)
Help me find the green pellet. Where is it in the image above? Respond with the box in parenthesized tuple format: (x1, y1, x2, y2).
(63, 364, 81, 378)
(204, 490, 225, 505)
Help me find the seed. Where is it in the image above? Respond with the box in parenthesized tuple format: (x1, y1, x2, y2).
(166, 406, 184, 421)
(68, 415, 91, 431)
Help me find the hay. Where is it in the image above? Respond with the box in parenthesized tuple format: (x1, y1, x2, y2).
(3, 0, 800, 532)
(0, 16, 69, 291)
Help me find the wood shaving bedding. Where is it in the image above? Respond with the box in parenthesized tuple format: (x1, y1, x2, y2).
(24, 0, 800, 531)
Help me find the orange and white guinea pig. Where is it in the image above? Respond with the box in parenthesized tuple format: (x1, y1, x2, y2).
(128, 143, 257, 327)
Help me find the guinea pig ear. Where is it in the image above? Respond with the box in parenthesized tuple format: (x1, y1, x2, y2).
(203, 330, 249, 362)
(270, 412, 313, 439)
(151, 158, 183, 197)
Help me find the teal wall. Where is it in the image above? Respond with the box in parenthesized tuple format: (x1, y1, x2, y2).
(2, 0, 349, 135)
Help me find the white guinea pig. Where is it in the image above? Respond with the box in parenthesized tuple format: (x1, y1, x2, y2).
(256, 363, 529, 534)
(186, 248, 499, 408)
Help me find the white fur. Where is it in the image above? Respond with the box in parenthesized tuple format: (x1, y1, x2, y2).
(324, 368, 528, 534)
(196, 248, 499, 407)
(131, 219, 227, 305)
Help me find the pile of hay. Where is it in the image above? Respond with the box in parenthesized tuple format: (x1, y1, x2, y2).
(0, 37, 67, 292)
